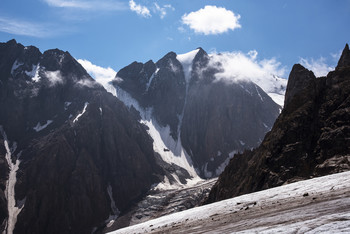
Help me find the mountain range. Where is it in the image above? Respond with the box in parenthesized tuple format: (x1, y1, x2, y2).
(0, 39, 284, 233)
(2, 39, 349, 234)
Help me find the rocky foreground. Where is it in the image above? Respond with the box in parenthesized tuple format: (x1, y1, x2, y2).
(111, 171, 350, 234)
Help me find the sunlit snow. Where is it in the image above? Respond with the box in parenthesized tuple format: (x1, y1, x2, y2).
(73, 102, 89, 123)
(111, 171, 350, 234)
(176, 49, 199, 84)
(145, 67, 159, 91)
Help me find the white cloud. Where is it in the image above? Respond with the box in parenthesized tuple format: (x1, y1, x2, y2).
(45, 70, 65, 86)
(76, 79, 98, 88)
(77, 59, 116, 86)
(43, 0, 126, 11)
(201, 50, 287, 105)
(299, 57, 334, 77)
(129, 0, 151, 18)
(181, 5, 241, 35)
(0, 17, 54, 37)
(153, 3, 174, 19)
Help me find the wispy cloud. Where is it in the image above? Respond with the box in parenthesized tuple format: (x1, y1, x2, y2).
(153, 3, 174, 19)
(129, 0, 151, 18)
(299, 57, 334, 77)
(0, 16, 55, 37)
(331, 50, 342, 62)
(43, 0, 127, 11)
(181, 5, 241, 35)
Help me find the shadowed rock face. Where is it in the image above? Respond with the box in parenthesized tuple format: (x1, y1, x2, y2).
(336, 43, 350, 70)
(0, 40, 163, 234)
(114, 48, 281, 178)
(205, 44, 350, 204)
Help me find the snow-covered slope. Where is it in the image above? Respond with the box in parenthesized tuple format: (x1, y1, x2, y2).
(176, 49, 199, 84)
(111, 171, 350, 233)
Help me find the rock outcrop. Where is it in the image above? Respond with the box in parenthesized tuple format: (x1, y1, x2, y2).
(205, 44, 350, 203)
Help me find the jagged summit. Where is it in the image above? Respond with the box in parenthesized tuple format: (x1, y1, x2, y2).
(205, 44, 350, 204)
(113, 47, 280, 179)
(336, 43, 350, 70)
(5, 39, 17, 46)
(284, 63, 316, 107)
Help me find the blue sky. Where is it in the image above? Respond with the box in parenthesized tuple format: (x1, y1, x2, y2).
(1, 0, 350, 78)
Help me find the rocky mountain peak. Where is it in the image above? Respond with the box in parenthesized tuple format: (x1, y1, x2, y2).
(0, 40, 164, 234)
(284, 63, 316, 107)
(336, 43, 350, 70)
(205, 43, 350, 204)
(156, 51, 181, 69)
(40, 48, 91, 80)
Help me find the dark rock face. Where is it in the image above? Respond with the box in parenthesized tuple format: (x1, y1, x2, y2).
(181, 81, 278, 177)
(205, 44, 350, 203)
(284, 64, 316, 107)
(114, 48, 281, 178)
(336, 43, 350, 69)
(0, 40, 162, 234)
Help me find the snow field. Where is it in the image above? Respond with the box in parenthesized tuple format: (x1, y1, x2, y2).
(111, 171, 350, 234)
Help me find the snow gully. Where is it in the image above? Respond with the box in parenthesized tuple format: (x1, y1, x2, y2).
(0, 126, 23, 234)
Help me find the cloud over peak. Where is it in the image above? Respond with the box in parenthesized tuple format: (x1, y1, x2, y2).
(77, 59, 116, 86)
(203, 50, 287, 105)
(181, 5, 241, 35)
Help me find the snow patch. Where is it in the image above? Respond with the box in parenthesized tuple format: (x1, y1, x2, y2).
(11, 60, 23, 75)
(239, 140, 245, 146)
(24, 64, 38, 78)
(0, 126, 23, 234)
(33, 120, 53, 132)
(176, 49, 199, 84)
(145, 68, 159, 92)
(105, 184, 120, 228)
(268, 92, 285, 107)
(32, 64, 41, 82)
(73, 102, 89, 123)
(255, 84, 264, 102)
(215, 150, 237, 175)
(99, 107, 103, 115)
